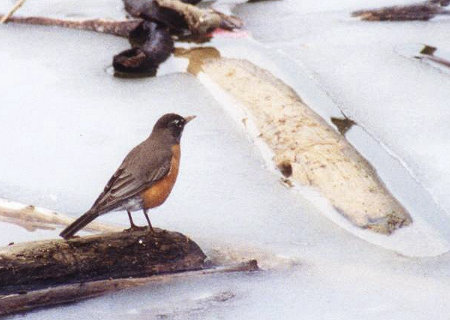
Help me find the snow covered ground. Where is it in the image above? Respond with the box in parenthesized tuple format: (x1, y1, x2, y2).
(1, 0, 450, 319)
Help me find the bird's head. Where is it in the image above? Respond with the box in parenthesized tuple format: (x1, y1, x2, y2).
(152, 113, 196, 143)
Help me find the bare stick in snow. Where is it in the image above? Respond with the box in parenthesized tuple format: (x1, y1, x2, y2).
(0, 15, 141, 37)
(154, 0, 242, 34)
(352, 1, 450, 21)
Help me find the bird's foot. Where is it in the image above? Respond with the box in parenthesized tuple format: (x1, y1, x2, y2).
(65, 235, 80, 240)
(124, 225, 147, 232)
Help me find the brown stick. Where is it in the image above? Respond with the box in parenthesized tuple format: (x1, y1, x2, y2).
(0, 260, 258, 316)
(155, 0, 242, 34)
(352, 2, 449, 21)
(423, 55, 450, 68)
(0, 0, 26, 24)
(0, 16, 142, 37)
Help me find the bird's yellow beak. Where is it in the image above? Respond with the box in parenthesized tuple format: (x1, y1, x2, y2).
(184, 115, 196, 123)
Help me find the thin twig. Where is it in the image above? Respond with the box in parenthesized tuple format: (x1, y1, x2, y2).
(0, 0, 26, 24)
(0, 15, 142, 37)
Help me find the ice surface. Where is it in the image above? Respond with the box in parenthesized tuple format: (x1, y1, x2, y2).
(0, 0, 125, 19)
(1, 0, 450, 319)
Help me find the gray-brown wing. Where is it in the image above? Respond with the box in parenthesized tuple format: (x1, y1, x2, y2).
(90, 147, 172, 215)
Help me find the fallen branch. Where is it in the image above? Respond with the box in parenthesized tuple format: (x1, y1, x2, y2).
(189, 55, 412, 234)
(1, 0, 243, 76)
(0, 0, 26, 24)
(0, 198, 121, 233)
(0, 16, 141, 37)
(154, 0, 242, 34)
(352, 1, 450, 21)
(0, 229, 206, 295)
(0, 259, 258, 316)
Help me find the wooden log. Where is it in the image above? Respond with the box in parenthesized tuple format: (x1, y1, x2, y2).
(180, 53, 412, 234)
(0, 228, 206, 295)
(0, 260, 258, 316)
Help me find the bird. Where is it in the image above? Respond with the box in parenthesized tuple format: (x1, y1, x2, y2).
(60, 113, 195, 240)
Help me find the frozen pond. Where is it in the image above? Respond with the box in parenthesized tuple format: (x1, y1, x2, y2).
(1, 0, 450, 319)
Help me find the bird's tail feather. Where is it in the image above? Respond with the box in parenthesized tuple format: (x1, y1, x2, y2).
(60, 210, 99, 239)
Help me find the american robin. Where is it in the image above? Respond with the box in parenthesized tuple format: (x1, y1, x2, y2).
(60, 113, 195, 239)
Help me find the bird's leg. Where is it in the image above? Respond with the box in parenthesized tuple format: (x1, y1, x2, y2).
(126, 210, 139, 231)
(143, 209, 155, 233)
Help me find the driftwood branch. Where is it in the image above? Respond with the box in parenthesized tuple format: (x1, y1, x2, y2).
(352, 1, 450, 21)
(0, 199, 120, 233)
(0, 260, 258, 316)
(0, 199, 259, 315)
(195, 56, 412, 234)
(0, 0, 243, 37)
(1, 0, 243, 75)
(0, 0, 26, 24)
(154, 0, 242, 33)
(0, 229, 206, 295)
(0, 16, 142, 37)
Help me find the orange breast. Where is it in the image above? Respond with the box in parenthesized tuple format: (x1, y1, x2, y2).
(141, 144, 180, 209)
